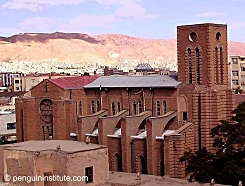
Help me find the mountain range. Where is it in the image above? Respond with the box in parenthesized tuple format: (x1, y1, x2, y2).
(0, 32, 245, 68)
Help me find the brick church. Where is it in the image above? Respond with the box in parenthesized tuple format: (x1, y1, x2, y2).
(15, 23, 234, 178)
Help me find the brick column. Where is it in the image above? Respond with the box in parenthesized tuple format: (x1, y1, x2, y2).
(53, 100, 67, 140)
(23, 97, 39, 141)
(121, 118, 132, 172)
(15, 98, 23, 142)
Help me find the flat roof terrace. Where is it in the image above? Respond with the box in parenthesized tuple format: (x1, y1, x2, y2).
(2, 140, 107, 153)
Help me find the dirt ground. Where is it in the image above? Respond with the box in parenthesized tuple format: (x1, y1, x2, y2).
(105, 171, 232, 186)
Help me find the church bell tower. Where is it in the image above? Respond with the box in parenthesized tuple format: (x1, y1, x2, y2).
(177, 23, 234, 152)
(177, 23, 228, 87)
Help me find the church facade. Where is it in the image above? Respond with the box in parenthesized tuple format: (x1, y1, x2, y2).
(15, 23, 234, 178)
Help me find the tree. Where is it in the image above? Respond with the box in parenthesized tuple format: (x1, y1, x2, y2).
(180, 148, 216, 183)
(180, 101, 245, 185)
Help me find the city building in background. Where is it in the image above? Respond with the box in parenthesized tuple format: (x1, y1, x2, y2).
(0, 72, 24, 87)
(12, 73, 72, 92)
(0, 106, 16, 144)
(229, 55, 245, 91)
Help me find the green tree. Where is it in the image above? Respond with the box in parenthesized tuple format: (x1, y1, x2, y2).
(180, 101, 245, 185)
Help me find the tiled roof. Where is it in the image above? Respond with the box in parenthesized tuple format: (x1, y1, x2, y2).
(235, 94, 245, 103)
(49, 75, 98, 90)
(84, 75, 181, 89)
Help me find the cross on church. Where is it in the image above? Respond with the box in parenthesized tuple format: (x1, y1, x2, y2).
(44, 81, 48, 91)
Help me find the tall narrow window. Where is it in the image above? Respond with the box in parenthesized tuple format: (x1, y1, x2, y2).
(91, 100, 95, 114)
(163, 100, 167, 114)
(188, 48, 192, 84)
(85, 167, 93, 184)
(215, 47, 219, 84)
(97, 100, 101, 112)
(133, 100, 137, 115)
(47, 126, 53, 140)
(157, 101, 161, 116)
(117, 102, 121, 113)
(42, 126, 45, 140)
(112, 102, 115, 115)
(220, 47, 224, 84)
(138, 100, 143, 113)
(79, 101, 82, 115)
(183, 112, 187, 121)
(196, 47, 201, 84)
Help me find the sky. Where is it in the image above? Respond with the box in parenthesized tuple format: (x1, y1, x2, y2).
(0, 0, 245, 42)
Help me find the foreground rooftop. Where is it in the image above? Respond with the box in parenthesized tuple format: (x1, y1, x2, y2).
(2, 140, 106, 153)
(104, 172, 230, 186)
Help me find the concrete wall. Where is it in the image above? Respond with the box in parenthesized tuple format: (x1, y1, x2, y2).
(2, 147, 109, 186)
(0, 113, 16, 135)
(67, 148, 109, 186)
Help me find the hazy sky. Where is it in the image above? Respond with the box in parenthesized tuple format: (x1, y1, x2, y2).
(1, 0, 245, 41)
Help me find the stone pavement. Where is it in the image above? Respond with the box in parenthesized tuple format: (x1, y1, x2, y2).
(105, 171, 231, 186)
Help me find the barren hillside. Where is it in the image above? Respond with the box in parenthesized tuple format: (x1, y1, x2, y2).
(0, 32, 244, 67)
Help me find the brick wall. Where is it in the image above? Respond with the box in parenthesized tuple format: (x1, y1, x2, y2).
(177, 23, 228, 87)
(108, 137, 122, 171)
(52, 100, 77, 140)
(132, 139, 147, 174)
(22, 97, 39, 141)
(0, 147, 4, 182)
(31, 79, 67, 99)
(155, 140, 164, 176)
(15, 98, 24, 142)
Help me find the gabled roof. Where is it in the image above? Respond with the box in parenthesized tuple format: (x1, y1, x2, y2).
(49, 75, 98, 90)
(84, 75, 181, 89)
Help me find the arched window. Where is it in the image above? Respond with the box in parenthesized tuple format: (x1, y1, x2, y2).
(79, 101, 82, 115)
(139, 156, 147, 174)
(117, 102, 121, 113)
(138, 100, 143, 113)
(112, 102, 116, 115)
(91, 100, 95, 114)
(114, 153, 122, 172)
(196, 47, 201, 84)
(160, 159, 165, 176)
(97, 100, 101, 112)
(163, 100, 167, 114)
(157, 101, 161, 116)
(188, 48, 192, 84)
(133, 100, 137, 115)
